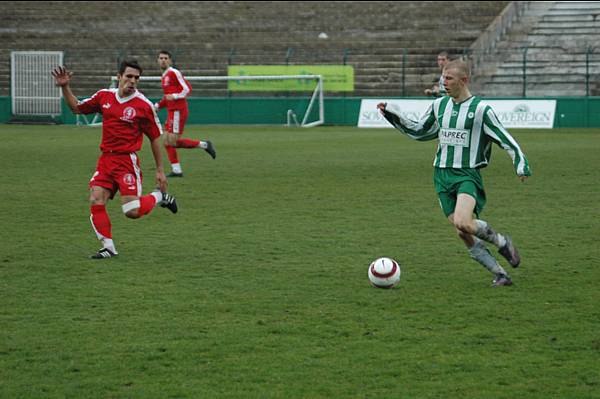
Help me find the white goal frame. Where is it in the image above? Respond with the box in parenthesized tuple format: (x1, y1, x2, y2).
(82, 74, 325, 128)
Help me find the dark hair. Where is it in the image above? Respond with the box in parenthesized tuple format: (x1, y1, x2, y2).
(438, 51, 449, 59)
(118, 58, 142, 75)
(158, 50, 172, 59)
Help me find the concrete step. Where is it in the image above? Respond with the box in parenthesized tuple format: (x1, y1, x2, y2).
(546, 9, 600, 16)
(493, 66, 600, 77)
(551, 1, 600, 10)
(541, 14, 598, 22)
(517, 36, 597, 47)
(532, 27, 600, 35)
(482, 74, 591, 84)
(536, 21, 600, 29)
(481, 82, 589, 96)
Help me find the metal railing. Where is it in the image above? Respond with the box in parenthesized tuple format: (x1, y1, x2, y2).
(59, 46, 600, 98)
(464, 46, 600, 98)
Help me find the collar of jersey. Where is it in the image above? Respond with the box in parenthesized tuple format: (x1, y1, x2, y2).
(162, 67, 173, 77)
(451, 95, 475, 106)
(114, 89, 138, 104)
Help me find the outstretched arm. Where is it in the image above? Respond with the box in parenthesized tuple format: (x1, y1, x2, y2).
(377, 102, 439, 141)
(169, 69, 191, 100)
(482, 107, 531, 179)
(424, 84, 441, 97)
(155, 97, 166, 110)
(51, 66, 80, 114)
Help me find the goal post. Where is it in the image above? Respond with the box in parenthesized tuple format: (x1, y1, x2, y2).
(95, 74, 325, 128)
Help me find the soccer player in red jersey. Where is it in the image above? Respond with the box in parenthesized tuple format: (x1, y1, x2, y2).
(155, 50, 216, 178)
(52, 59, 178, 259)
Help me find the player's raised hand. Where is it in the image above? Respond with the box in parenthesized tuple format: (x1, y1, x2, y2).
(51, 66, 73, 87)
(377, 102, 387, 113)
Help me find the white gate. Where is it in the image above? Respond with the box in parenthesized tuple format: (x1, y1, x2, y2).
(11, 51, 63, 116)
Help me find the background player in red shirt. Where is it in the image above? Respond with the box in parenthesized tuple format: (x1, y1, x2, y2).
(52, 59, 178, 259)
(156, 50, 216, 178)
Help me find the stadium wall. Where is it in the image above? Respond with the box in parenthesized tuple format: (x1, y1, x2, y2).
(0, 98, 10, 121)
(0, 97, 599, 128)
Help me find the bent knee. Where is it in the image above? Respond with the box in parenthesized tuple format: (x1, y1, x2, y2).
(89, 187, 110, 205)
(453, 219, 467, 231)
(453, 219, 475, 234)
(448, 214, 467, 230)
(456, 229, 471, 241)
(165, 133, 178, 146)
(90, 197, 105, 206)
(122, 200, 141, 218)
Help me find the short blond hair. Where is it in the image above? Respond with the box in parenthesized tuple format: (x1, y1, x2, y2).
(443, 59, 471, 79)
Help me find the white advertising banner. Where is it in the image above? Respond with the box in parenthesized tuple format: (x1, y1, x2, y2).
(358, 99, 556, 129)
(358, 99, 431, 128)
(486, 100, 556, 128)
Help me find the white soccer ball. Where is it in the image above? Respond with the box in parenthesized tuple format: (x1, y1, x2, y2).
(368, 257, 401, 288)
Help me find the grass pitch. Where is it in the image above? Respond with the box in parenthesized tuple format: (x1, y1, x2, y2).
(1, 124, 599, 398)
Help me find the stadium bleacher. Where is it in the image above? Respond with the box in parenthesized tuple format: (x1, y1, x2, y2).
(0, 1, 509, 97)
(470, 1, 600, 96)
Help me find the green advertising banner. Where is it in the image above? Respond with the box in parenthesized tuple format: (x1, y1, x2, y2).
(227, 65, 354, 92)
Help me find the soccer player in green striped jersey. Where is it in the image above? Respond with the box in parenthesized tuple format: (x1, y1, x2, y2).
(378, 59, 531, 287)
(424, 51, 449, 97)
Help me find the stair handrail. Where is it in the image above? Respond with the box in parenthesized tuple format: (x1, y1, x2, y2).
(469, 1, 530, 68)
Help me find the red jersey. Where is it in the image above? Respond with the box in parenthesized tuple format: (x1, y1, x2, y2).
(157, 67, 192, 111)
(77, 89, 162, 153)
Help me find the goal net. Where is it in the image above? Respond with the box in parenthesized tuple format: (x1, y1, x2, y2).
(80, 74, 324, 127)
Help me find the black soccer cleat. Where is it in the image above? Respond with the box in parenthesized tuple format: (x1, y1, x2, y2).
(498, 235, 521, 268)
(204, 140, 216, 159)
(160, 192, 178, 214)
(167, 172, 184, 178)
(90, 248, 118, 259)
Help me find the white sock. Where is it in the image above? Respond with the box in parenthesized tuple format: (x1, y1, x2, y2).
(468, 240, 507, 276)
(474, 220, 507, 248)
(198, 141, 208, 149)
(171, 163, 182, 174)
(151, 191, 163, 203)
(90, 215, 117, 253)
(102, 239, 117, 254)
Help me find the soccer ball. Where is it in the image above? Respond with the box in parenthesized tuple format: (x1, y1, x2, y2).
(368, 257, 401, 288)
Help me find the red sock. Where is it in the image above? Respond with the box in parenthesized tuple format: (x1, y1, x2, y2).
(176, 138, 200, 148)
(137, 194, 157, 217)
(165, 144, 179, 163)
(90, 204, 112, 239)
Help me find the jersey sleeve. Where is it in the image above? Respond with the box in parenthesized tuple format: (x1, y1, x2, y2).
(482, 107, 531, 176)
(381, 102, 439, 141)
(76, 90, 104, 114)
(170, 69, 192, 100)
(140, 102, 163, 140)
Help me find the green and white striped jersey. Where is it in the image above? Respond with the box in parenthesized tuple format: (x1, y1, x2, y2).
(382, 96, 531, 176)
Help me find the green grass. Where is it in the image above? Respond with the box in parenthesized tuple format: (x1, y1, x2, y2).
(1, 124, 599, 398)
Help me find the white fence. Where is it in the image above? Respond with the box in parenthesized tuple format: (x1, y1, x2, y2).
(11, 51, 63, 116)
